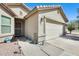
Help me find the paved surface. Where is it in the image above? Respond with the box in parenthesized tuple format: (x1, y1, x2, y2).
(18, 40, 48, 56)
(18, 39, 75, 56)
(39, 43, 64, 56)
(0, 33, 79, 56)
(0, 42, 23, 56)
(17, 33, 79, 56)
(47, 37, 79, 56)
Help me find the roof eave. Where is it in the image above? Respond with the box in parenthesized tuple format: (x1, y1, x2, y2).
(24, 7, 38, 19)
(0, 3, 16, 17)
(59, 7, 68, 22)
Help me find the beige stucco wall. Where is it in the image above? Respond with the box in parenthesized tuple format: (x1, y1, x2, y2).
(38, 10, 66, 41)
(25, 12, 38, 41)
(38, 10, 65, 23)
(0, 8, 14, 42)
(10, 8, 28, 18)
(24, 9, 66, 43)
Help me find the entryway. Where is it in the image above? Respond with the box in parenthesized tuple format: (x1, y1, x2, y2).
(15, 18, 25, 37)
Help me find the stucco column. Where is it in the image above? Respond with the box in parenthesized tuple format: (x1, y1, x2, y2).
(38, 16, 46, 45)
(43, 16, 46, 36)
(42, 16, 46, 45)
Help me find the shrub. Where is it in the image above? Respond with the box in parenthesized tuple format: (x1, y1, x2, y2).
(67, 23, 74, 34)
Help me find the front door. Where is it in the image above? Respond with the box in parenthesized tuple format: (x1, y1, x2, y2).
(15, 22, 22, 36)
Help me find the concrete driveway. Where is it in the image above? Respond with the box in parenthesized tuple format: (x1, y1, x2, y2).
(17, 33, 79, 56)
(47, 34, 79, 56)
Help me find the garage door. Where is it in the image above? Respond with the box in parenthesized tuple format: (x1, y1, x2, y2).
(46, 20, 63, 40)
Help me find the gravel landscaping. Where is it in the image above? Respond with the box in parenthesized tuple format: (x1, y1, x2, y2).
(0, 42, 23, 56)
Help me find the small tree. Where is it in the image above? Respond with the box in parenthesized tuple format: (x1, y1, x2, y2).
(67, 23, 74, 34)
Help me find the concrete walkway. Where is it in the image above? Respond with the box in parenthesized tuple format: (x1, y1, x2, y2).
(18, 40, 48, 56)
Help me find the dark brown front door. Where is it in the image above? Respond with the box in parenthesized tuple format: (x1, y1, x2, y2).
(15, 22, 22, 36)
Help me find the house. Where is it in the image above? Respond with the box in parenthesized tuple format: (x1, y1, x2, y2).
(24, 6, 68, 43)
(0, 3, 68, 43)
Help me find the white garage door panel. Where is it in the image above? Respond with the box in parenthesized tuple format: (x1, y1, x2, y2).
(46, 22, 63, 40)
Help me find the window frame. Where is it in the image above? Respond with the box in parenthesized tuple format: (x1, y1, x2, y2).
(1, 15, 11, 34)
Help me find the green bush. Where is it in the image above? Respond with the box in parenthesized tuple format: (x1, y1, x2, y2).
(67, 23, 74, 34)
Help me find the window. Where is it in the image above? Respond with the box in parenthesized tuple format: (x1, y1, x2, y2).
(1, 15, 11, 34)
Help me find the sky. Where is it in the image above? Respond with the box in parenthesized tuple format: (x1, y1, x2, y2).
(25, 3, 79, 21)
